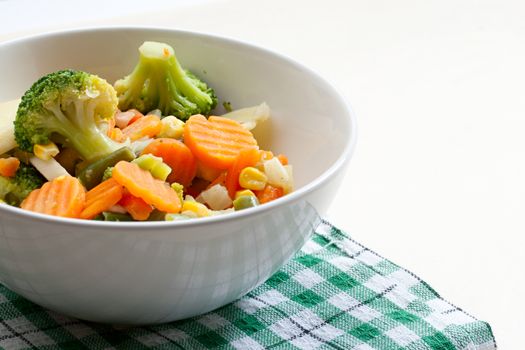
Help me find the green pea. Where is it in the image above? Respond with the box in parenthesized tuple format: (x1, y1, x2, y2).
(233, 195, 259, 211)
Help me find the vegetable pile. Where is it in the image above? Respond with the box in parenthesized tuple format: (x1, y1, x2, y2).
(0, 41, 293, 221)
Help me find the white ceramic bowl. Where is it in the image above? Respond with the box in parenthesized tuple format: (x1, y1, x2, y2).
(0, 27, 356, 324)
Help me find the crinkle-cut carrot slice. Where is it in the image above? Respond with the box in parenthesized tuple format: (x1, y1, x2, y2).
(121, 114, 162, 141)
(184, 115, 258, 170)
(141, 138, 197, 187)
(112, 161, 181, 213)
(80, 178, 124, 219)
(21, 175, 86, 218)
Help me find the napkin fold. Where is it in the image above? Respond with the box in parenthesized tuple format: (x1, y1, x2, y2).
(0, 220, 496, 349)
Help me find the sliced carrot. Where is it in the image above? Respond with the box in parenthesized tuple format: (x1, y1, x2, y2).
(80, 178, 124, 219)
(115, 110, 137, 129)
(21, 175, 86, 218)
(119, 191, 153, 221)
(108, 127, 125, 142)
(115, 109, 145, 129)
(255, 184, 284, 204)
(141, 138, 197, 187)
(112, 161, 181, 213)
(207, 171, 227, 190)
(128, 109, 145, 125)
(225, 148, 262, 198)
(121, 114, 162, 141)
(0, 157, 20, 177)
(184, 115, 258, 170)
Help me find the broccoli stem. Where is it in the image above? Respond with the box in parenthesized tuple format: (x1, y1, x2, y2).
(44, 101, 122, 161)
(67, 125, 121, 161)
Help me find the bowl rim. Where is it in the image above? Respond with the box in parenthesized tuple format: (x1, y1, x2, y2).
(0, 25, 358, 230)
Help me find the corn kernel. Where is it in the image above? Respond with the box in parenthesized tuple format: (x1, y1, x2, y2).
(235, 189, 256, 200)
(182, 200, 210, 217)
(33, 142, 59, 160)
(238, 167, 267, 191)
(171, 182, 184, 203)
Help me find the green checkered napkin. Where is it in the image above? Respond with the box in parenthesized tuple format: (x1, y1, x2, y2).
(0, 220, 496, 349)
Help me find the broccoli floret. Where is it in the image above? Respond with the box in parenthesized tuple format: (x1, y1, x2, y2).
(14, 69, 123, 162)
(114, 41, 217, 121)
(102, 166, 113, 181)
(0, 163, 45, 206)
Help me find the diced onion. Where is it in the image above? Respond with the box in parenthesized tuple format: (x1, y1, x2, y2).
(263, 157, 289, 188)
(283, 165, 294, 194)
(221, 102, 270, 130)
(29, 156, 69, 181)
(199, 184, 232, 210)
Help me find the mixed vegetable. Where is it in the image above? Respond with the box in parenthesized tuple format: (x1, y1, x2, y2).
(0, 41, 293, 221)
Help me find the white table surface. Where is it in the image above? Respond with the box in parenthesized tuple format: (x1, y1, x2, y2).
(1, 0, 522, 347)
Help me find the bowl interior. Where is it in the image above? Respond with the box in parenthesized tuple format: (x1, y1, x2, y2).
(0, 28, 352, 190)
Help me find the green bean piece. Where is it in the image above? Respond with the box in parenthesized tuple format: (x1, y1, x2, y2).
(93, 214, 105, 221)
(77, 147, 135, 189)
(102, 212, 134, 221)
(148, 209, 167, 221)
(233, 195, 259, 211)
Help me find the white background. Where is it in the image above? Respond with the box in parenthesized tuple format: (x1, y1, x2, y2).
(1, 0, 522, 347)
